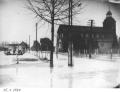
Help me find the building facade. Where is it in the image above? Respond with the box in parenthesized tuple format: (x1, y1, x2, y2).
(57, 10, 118, 54)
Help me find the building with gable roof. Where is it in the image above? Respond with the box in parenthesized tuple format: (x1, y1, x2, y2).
(57, 10, 118, 54)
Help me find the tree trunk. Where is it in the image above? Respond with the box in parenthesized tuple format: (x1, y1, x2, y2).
(50, 0, 54, 68)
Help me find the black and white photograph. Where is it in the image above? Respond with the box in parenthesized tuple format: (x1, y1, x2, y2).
(0, 0, 120, 90)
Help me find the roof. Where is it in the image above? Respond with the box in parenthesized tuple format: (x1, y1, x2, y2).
(106, 10, 112, 16)
(20, 41, 28, 46)
(58, 25, 103, 33)
(8, 44, 19, 46)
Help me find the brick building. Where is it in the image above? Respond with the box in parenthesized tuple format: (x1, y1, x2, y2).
(57, 10, 118, 54)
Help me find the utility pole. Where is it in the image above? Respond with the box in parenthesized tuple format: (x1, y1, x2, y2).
(68, 0, 73, 67)
(29, 35, 30, 52)
(88, 19, 94, 59)
(36, 23, 38, 52)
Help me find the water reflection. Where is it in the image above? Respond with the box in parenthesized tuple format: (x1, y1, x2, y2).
(68, 69, 73, 88)
(50, 68, 53, 88)
(0, 63, 119, 88)
(15, 65, 19, 76)
(103, 69, 119, 85)
(55, 68, 119, 88)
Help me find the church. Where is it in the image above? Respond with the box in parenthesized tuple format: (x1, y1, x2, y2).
(57, 10, 118, 54)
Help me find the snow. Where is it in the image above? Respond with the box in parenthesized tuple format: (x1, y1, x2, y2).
(0, 51, 120, 88)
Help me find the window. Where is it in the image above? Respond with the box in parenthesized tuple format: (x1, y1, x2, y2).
(92, 34, 94, 38)
(81, 33, 83, 38)
(86, 34, 89, 38)
(96, 34, 99, 38)
(102, 35, 104, 38)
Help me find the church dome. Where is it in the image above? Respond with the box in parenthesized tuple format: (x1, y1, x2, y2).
(106, 10, 112, 16)
(104, 10, 115, 23)
(103, 10, 116, 31)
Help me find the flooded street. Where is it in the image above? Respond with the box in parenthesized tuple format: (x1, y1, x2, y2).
(0, 52, 120, 88)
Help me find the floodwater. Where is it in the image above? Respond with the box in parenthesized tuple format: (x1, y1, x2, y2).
(0, 52, 120, 88)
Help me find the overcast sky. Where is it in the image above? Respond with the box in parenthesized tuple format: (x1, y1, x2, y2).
(0, 0, 120, 45)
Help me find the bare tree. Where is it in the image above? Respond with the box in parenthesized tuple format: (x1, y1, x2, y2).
(27, 0, 82, 67)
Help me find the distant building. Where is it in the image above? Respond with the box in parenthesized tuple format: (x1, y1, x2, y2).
(31, 40, 40, 51)
(40, 38, 53, 51)
(57, 10, 118, 54)
(19, 41, 29, 52)
(6, 43, 19, 54)
(5, 41, 28, 54)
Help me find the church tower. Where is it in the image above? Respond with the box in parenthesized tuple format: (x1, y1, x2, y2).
(103, 10, 118, 49)
(103, 10, 116, 33)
